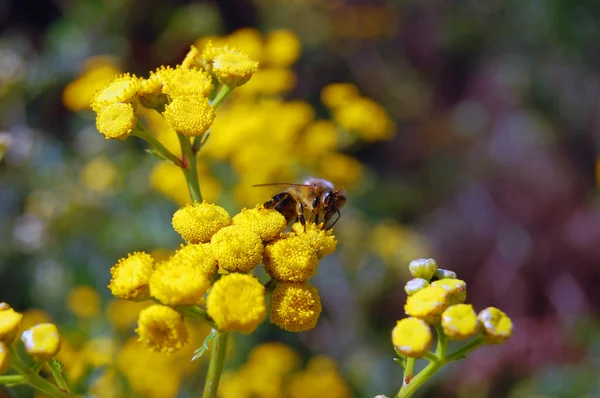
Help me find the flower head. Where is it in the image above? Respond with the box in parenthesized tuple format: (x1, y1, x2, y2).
(247, 342, 300, 375)
(91, 73, 140, 112)
(136, 305, 188, 353)
(163, 95, 215, 137)
(210, 46, 258, 88)
(211, 225, 263, 273)
(161, 66, 213, 99)
(172, 202, 231, 244)
(270, 281, 322, 332)
(171, 243, 218, 279)
(441, 304, 479, 341)
(291, 222, 337, 259)
(0, 342, 9, 374)
(206, 273, 266, 333)
(149, 260, 211, 306)
(232, 206, 287, 242)
(431, 279, 467, 305)
(21, 323, 61, 360)
(287, 356, 351, 398)
(181, 45, 203, 70)
(478, 307, 513, 344)
(404, 278, 430, 296)
(404, 285, 449, 323)
(137, 74, 168, 110)
(264, 235, 319, 282)
(106, 299, 150, 330)
(320, 83, 359, 109)
(408, 258, 438, 281)
(264, 30, 301, 67)
(392, 317, 432, 358)
(108, 252, 155, 301)
(67, 285, 101, 318)
(95, 102, 137, 140)
(0, 303, 22, 343)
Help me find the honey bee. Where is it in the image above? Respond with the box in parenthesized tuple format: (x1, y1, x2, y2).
(253, 177, 347, 229)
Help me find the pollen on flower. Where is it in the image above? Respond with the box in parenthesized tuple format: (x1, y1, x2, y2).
(431, 279, 467, 305)
(67, 285, 101, 319)
(264, 235, 319, 282)
(232, 206, 287, 242)
(171, 202, 231, 244)
(162, 66, 213, 99)
(211, 46, 259, 88)
(91, 73, 140, 112)
(171, 243, 218, 279)
(149, 260, 211, 306)
(270, 281, 322, 332)
(404, 285, 449, 323)
(0, 342, 9, 374)
(478, 307, 513, 344)
(391, 317, 432, 358)
(108, 252, 155, 301)
(163, 95, 215, 137)
(0, 304, 23, 343)
(95, 102, 137, 140)
(291, 222, 337, 259)
(206, 273, 266, 334)
(136, 305, 188, 353)
(21, 323, 61, 360)
(211, 225, 263, 273)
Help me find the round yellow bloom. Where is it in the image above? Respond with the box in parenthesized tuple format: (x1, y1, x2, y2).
(441, 304, 479, 341)
(162, 67, 213, 99)
(84, 337, 116, 367)
(0, 303, 22, 343)
(21, 323, 61, 360)
(163, 95, 215, 137)
(17, 308, 50, 336)
(264, 236, 319, 282)
(207, 273, 266, 334)
(478, 307, 513, 344)
(334, 97, 395, 141)
(321, 83, 359, 109)
(264, 30, 301, 67)
(171, 243, 218, 279)
(270, 282, 322, 332)
(95, 102, 136, 140)
(247, 342, 300, 375)
(404, 285, 449, 323)
(288, 356, 351, 398)
(181, 45, 203, 69)
(106, 299, 150, 330)
(392, 317, 432, 358)
(91, 73, 140, 112)
(149, 260, 210, 306)
(431, 278, 467, 305)
(171, 201, 231, 244)
(80, 156, 118, 193)
(136, 305, 188, 353)
(0, 342, 9, 374)
(108, 252, 155, 301)
(303, 120, 338, 156)
(211, 47, 259, 88)
(137, 73, 168, 110)
(211, 225, 263, 273)
(63, 57, 120, 111)
(237, 67, 296, 95)
(233, 206, 287, 242)
(291, 222, 337, 258)
(408, 258, 438, 281)
(67, 285, 101, 318)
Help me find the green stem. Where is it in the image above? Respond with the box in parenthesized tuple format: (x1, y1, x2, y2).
(403, 358, 415, 386)
(178, 135, 202, 202)
(396, 358, 443, 398)
(177, 306, 216, 329)
(8, 347, 70, 398)
(131, 124, 183, 167)
(47, 360, 69, 392)
(445, 335, 484, 362)
(202, 331, 229, 398)
(0, 375, 25, 385)
(209, 85, 233, 109)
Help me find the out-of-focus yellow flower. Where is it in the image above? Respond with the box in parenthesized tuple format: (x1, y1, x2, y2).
(95, 102, 137, 140)
(287, 356, 351, 398)
(150, 162, 191, 206)
(248, 342, 300, 375)
(431, 279, 467, 305)
(91, 73, 139, 113)
(21, 323, 61, 360)
(63, 56, 120, 112)
(404, 285, 449, 323)
(0, 342, 9, 374)
(237, 68, 296, 95)
(89, 369, 122, 398)
(67, 285, 101, 319)
(409, 258, 438, 281)
(172, 201, 231, 243)
(321, 83, 360, 109)
(210, 46, 259, 88)
(219, 370, 252, 398)
(302, 120, 338, 156)
(318, 152, 363, 188)
(162, 66, 213, 98)
(264, 30, 301, 67)
(211, 225, 263, 273)
(334, 97, 395, 141)
(83, 337, 116, 367)
(478, 307, 513, 344)
(270, 281, 322, 332)
(441, 304, 479, 341)
(225, 28, 264, 62)
(149, 260, 210, 306)
(264, 236, 319, 282)
(80, 156, 118, 193)
(163, 95, 215, 137)
(0, 303, 22, 343)
(106, 299, 150, 330)
(55, 340, 86, 383)
(108, 252, 155, 301)
(136, 305, 188, 353)
(17, 309, 50, 335)
(232, 206, 287, 242)
(171, 243, 217, 279)
(369, 221, 432, 269)
(392, 317, 432, 358)
(291, 222, 338, 259)
(206, 273, 266, 334)
(404, 278, 430, 296)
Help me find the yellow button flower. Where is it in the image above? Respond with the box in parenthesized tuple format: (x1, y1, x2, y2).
(408, 258, 438, 281)
(136, 305, 188, 353)
(91, 73, 140, 112)
(171, 243, 218, 279)
(162, 66, 213, 99)
(478, 307, 513, 344)
(232, 206, 287, 242)
(0, 303, 22, 343)
(67, 285, 101, 319)
(404, 285, 449, 323)
(106, 299, 149, 330)
(321, 83, 359, 109)
(207, 273, 266, 334)
(0, 342, 9, 374)
(211, 225, 263, 273)
(291, 222, 337, 259)
(163, 95, 215, 137)
(172, 201, 231, 243)
(108, 252, 155, 301)
(211, 46, 259, 88)
(270, 281, 322, 332)
(441, 304, 479, 341)
(95, 102, 137, 140)
(392, 317, 432, 358)
(287, 356, 351, 398)
(431, 279, 467, 305)
(181, 45, 202, 70)
(264, 235, 319, 282)
(247, 342, 300, 375)
(149, 260, 210, 306)
(21, 323, 61, 360)
(137, 73, 168, 110)
(264, 30, 301, 68)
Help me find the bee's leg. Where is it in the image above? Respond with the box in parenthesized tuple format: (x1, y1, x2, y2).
(264, 192, 290, 209)
(297, 201, 306, 228)
(325, 210, 341, 230)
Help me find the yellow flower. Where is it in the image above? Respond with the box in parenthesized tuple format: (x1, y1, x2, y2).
(263, 235, 319, 282)
(404, 278, 430, 296)
(302, 120, 338, 156)
(161, 66, 213, 99)
(171, 243, 218, 279)
(108, 252, 155, 301)
(211, 225, 263, 273)
(149, 259, 210, 306)
(67, 285, 101, 318)
(291, 222, 337, 259)
(219, 370, 252, 398)
(211, 46, 258, 88)
(136, 304, 188, 353)
(181, 45, 203, 70)
(0, 342, 9, 374)
(89, 369, 122, 398)
(264, 30, 301, 67)
(404, 285, 449, 323)
(91, 73, 140, 112)
(333, 97, 395, 141)
(232, 206, 287, 242)
(163, 95, 215, 137)
(56, 340, 86, 383)
(137, 73, 168, 110)
(441, 304, 479, 341)
(207, 273, 266, 334)
(95, 102, 137, 140)
(171, 201, 231, 243)
(392, 317, 432, 358)
(408, 258, 438, 281)
(478, 307, 513, 344)
(320, 83, 359, 109)
(80, 156, 118, 193)
(287, 356, 351, 398)
(63, 56, 120, 111)
(225, 28, 264, 62)
(106, 299, 150, 330)
(21, 323, 61, 360)
(0, 303, 22, 343)
(17, 309, 51, 335)
(431, 279, 467, 305)
(236, 68, 296, 95)
(318, 153, 363, 188)
(83, 337, 116, 367)
(247, 342, 300, 375)
(270, 281, 322, 332)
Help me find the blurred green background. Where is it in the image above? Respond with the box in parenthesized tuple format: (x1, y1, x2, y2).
(2, 0, 600, 397)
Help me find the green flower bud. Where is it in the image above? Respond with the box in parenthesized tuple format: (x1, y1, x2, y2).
(435, 268, 457, 280)
(404, 278, 430, 296)
(408, 258, 438, 281)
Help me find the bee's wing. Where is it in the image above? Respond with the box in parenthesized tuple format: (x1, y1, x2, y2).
(251, 183, 313, 188)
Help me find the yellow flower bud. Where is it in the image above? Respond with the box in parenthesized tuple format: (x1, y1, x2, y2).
(478, 307, 513, 344)
(408, 258, 438, 281)
(404, 278, 430, 296)
(172, 201, 231, 243)
(392, 317, 432, 358)
(270, 281, 322, 332)
(404, 286, 449, 323)
(137, 74, 168, 110)
(441, 304, 479, 341)
(264, 235, 319, 282)
(90, 73, 139, 112)
(21, 323, 61, 360)
(232, 206, 287, 242)
(136, 305, 188, 353)
(181, 45, 203, 70)
(161, 66, 213, 99)
(95, 102, 137, 140)
(291, 222, 337, 259)
(431, 279, 467, 305)
(163, 95, 215, 137)
(435, 268, 457, 280)
(108, 252, 155, 301)
(211, 225, 263, 273)
(0, 303, 22, 343)
(211, 46, 258, 88)
(67, 285, 101, 319)
(149, 259, 210, 306)
(0, 342, 9, 374)
(171, 243, 218, 279)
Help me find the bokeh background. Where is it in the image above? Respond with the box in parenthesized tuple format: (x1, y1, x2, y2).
(2, 0, 600, 397)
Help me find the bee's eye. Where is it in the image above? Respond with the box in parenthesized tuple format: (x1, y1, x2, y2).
(313, 196, 319, 208)
(323, 191, 333, 204)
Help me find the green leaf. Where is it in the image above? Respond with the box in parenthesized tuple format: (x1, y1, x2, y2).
(49, 359, 65, 373)
(393, 357, 405, 370)
(192, 329, 217, 361)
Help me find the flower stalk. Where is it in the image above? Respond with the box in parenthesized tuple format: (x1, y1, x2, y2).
(202, 330, 229, 398)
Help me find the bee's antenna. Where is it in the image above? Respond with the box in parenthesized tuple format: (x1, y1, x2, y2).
(326, 210, 341, 230)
